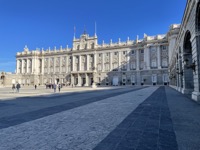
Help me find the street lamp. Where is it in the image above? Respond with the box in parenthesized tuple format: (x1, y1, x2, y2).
(184, 58, 196, 72)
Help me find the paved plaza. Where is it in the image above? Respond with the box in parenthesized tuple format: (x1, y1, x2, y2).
(0, 86, 200, 150)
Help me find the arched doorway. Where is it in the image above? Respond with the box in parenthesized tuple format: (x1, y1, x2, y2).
(182, 31, 194, 94)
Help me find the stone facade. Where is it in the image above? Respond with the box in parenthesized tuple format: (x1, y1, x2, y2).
(12, 26, 179, 87)
(169, 0, 200, 101)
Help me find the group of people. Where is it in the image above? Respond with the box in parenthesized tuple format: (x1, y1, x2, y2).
(45, 83, 62, 93)
(12, 83, 62, 93)
(53, 84, 61, 93)
(12, 83, 21, 93)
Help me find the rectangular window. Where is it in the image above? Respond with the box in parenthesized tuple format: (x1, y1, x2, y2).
(114, 52, 118, 55)
(163, 46, 167, 50)
(141, 50, 144, 53)
(131, 50, 135, 55)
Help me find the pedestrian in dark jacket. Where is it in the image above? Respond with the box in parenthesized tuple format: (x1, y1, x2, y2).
(16, 83, 21, 93)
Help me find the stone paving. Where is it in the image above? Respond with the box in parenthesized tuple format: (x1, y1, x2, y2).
(0, 85, 119, 100)
(0, 86, 200, 150)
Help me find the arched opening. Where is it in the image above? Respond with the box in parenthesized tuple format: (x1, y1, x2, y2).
(195, 2, 200, 93)
(183, 31, 194, 93)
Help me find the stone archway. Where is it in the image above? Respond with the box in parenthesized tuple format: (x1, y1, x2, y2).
(192, 2, 200, 101)
(182, 31, 194, 94)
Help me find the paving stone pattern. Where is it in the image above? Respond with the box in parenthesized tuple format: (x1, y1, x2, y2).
(0, 87, 146, 129)
(94, 87, 178, 150)
(165, 87, 200, 150)
(0, 87, 158, 150)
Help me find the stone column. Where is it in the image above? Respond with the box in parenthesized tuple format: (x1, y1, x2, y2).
(35, 57, 38, 74)
(92, 73, 97, 88)
(77, 74, 81, 86)
(66, 56, 68, 73)
(94, 53, 97, 71)
(145, 47, 150, 69)
(48, 58, 50, 74)
(79, 55, 82, 71)
(41, 58, 44, 74)
(110, 52, 113, 71)
(32, 57, 35, 74)
(53, 57, 56, 73)
(157, 45, 161, 69)
(71, 74, 74, 86)
(87, 55, 90, 71)
(136, 50, 140, 70)
(22, 59, 24, 74)
(26, 59, 28, 74)
(102, 53, 105, 72)
(59, 57, 62, 74)
(72, 56, 75, 71)
(118, 51, 121, 71)
(84, 73, 89, 86)
(16, 59, 19, 74)
(127, 51, 130, 71)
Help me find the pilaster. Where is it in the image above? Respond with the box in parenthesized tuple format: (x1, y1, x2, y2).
(127, 51, 130, 71)
(79, 55, 82, 71)
(53, 57, 56, 73)
(87, 55, 90, 71)
(16, 59, 19, 74)
(94, 53, 97, 71)
(110, 52, 113, 71)
(72, 56, 75, 71)
(118, 51, 121, 71)
(84, 73, 89, 86)
(145, 47, 150, 69)
(157, 46, 161, 69)
(136, 50, 140, 70)
(22, 59, 24, 74)
(41, 58, 44, 74)
(66, 56, 68, 73)
(77, 74, 81, 86)
(26, 59, 28, 74)
(102, 53, 105, 71)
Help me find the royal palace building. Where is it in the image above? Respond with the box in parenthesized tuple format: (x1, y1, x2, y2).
(2, 0, 200, 102)
(11, 25, 181, 87)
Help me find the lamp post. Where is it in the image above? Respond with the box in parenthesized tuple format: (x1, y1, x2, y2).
(183, 58, 196, 72)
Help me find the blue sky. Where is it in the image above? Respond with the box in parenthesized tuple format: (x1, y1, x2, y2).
(0, 0, 186, 72)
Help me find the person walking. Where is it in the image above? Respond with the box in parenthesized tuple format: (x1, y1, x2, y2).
(58, 84, 61, 93)
(53, 83, 57, 93)
(16, 83, 21, 93)
(12, 84, 15, 93)
(35, 85, 37, 90)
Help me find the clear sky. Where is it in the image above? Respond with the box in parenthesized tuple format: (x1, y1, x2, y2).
(0, 0, 187, 72)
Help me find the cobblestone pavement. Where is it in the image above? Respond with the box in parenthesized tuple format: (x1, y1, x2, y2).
(0, 86, 200, 150)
